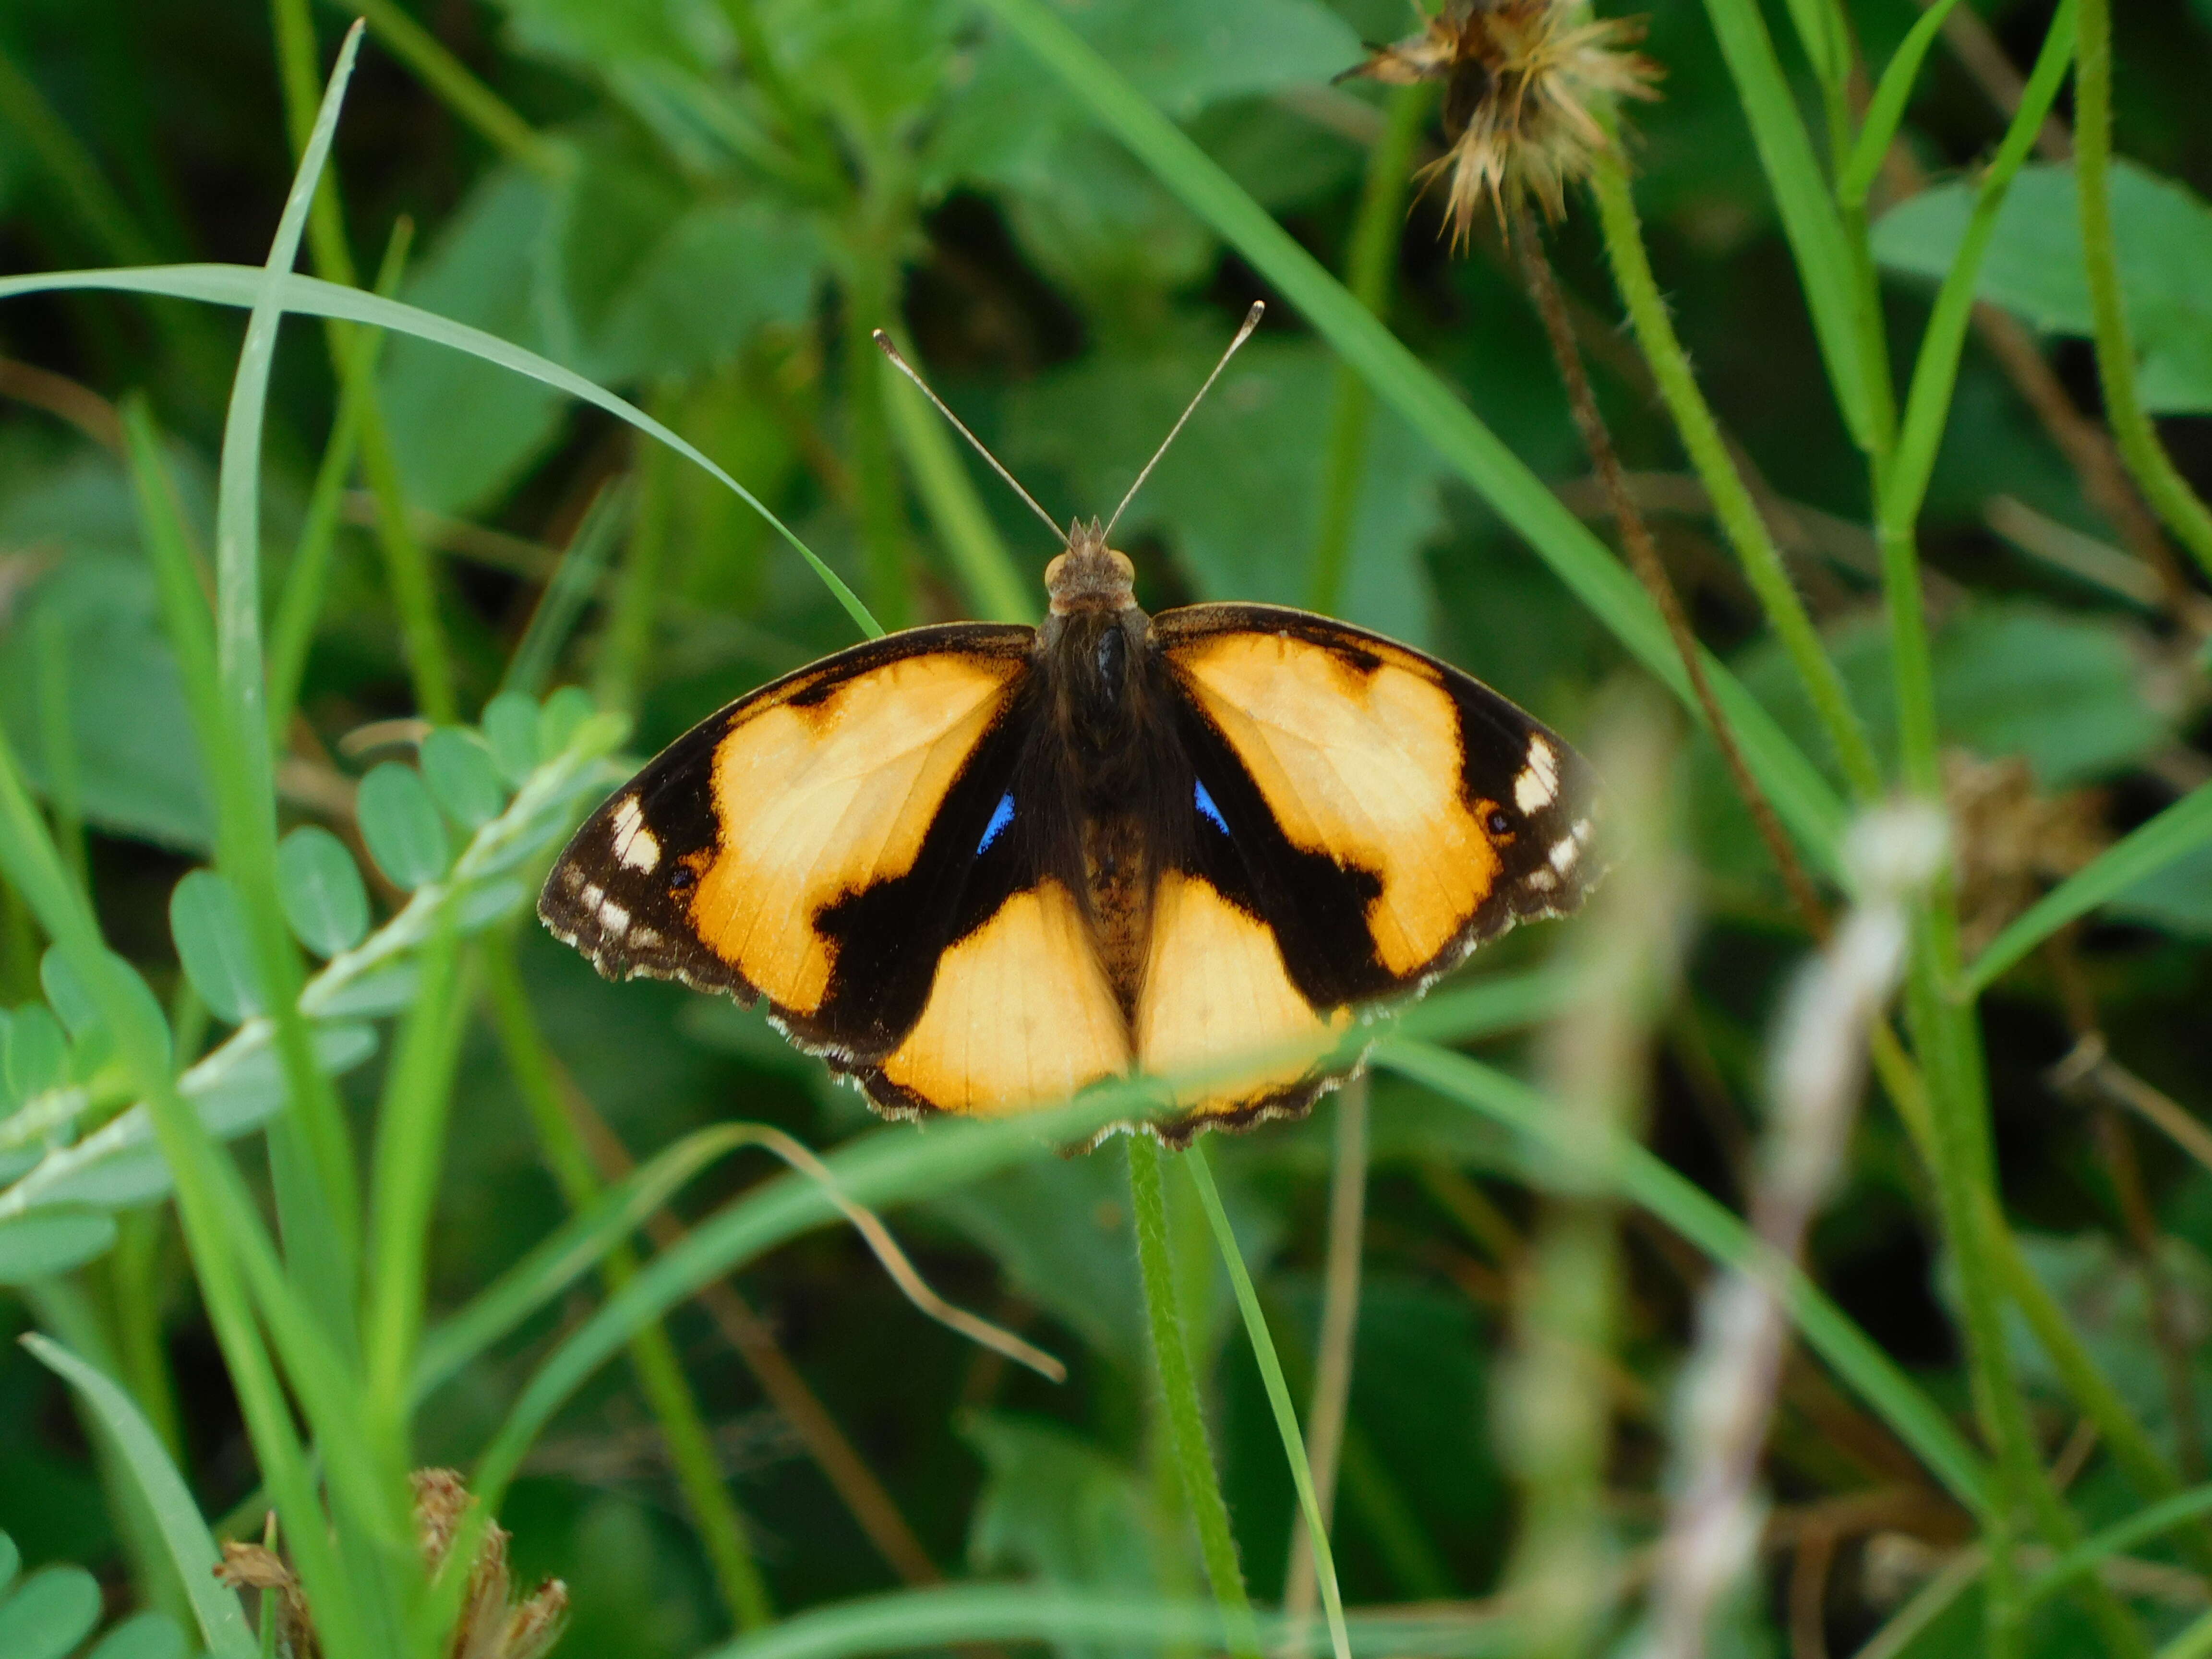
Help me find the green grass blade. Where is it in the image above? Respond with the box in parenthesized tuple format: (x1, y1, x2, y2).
(469, 1085, 1163, 1511)
(1839, 0, 1969, 211)
(1184, 1143, 1352, 1659)
(20, 1336, 257, 1659)
(1692, 0, 1881, 449)
(0, 264, 880, 640)
(507, 479, 632, 700)
(413, 1122, 810, 1402)
(964, 0, 1846, 869)
(689, 1585, 1518, 1659)
(1375, 1039, 1994, 1517)
(1965, 779, 2212, 994)
(2023, 1481, 2212, 1611)
(1882, 0, 2079, 531)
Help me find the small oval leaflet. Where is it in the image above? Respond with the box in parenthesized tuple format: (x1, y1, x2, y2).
(0, 1564, 103, 1659)
(421, 727, 508, 829)
(278, 826, 371, 958)
(481, 690, 542, 788)
(537, 684, 596, 762)
(169, 869, 265, 1024)
(85, 1611, 188, 1659)
(359, 762, 452, 890)
(3, 1006, 66, 1108)
(0, 1210, 119, 1285)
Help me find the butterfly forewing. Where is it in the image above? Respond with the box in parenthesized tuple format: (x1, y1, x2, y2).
(540, 624, 1037, 1060)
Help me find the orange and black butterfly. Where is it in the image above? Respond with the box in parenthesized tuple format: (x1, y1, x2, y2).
(541, 309, 1598, 1142)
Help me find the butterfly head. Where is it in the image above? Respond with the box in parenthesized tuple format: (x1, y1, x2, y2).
(1046, 517, 1137, 616)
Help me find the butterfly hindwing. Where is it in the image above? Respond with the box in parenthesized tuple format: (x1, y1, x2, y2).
(1152, 604, 1598, 1010)
(540, 624, 1039, 1060)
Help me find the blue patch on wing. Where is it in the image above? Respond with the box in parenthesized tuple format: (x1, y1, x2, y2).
(1194, 780, 1230, 837)
(977, 792, 1016, 854)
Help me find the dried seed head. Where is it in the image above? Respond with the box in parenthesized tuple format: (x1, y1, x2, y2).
(1346, 0, 1660, 246)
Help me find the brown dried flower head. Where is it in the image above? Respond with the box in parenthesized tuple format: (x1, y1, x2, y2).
(1346, 0, 1660, 245)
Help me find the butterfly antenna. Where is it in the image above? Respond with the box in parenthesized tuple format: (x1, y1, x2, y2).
(871, 330, 1068, 547)
(1103, 301, 1264, 539)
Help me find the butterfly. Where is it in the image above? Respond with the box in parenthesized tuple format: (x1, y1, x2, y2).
(540, 307, 1599, 1142)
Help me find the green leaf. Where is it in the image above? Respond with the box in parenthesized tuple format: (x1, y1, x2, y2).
(357, 762, 451, 890)
(1839, 0, 1968, 210)
(1873, 160, 2212, 412)
(39, 948, 168, 1071)
(418, 728, 507, 830)
(3, 1005, 67, 1103)
(86, 1612, 190, 1659)
(21, 1334, 258, 1659)
(538, 685, 597, 761)
(481, 691, 542, 787)
(0, 1566, 103, 1659)
(1967, 779, 2212, 989)
(275, 826, 370, 958)
(0, 1531, 15, 1594)
(168, 869, 264, 1024)
(0, 1209, 118, 1281)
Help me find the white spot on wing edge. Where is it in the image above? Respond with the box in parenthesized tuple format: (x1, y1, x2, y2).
(1514, 735, 1560, 815)
(611, 794, 661, 872)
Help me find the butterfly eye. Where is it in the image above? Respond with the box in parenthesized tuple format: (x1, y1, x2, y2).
(1487, 810, 1513, 837)
(669, 866, 697, 892)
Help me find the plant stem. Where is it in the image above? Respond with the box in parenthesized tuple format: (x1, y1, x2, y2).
(1279, 1079, 1365, 1642)
(841, 249, 914, 632)
(1183, 1143, 1352, 1659)
(590, 434, 671, 712)
(1514, 207, 1829, 934)
(1588, 149, 1882, 802)
(33, 606, 86, 892)
(333, 0, 558, 176)
(1306, 86, 1425, 617)
(1126, 1134, 1259, 1659)
(2074, 0, 2212, 580)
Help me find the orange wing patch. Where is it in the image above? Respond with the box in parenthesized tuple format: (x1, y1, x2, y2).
(688, 653, 1025, 1013)
(878, 879, 1131, 1115)
(1136, 871, 1348, 1115)
(1168, 632, 1500, 977)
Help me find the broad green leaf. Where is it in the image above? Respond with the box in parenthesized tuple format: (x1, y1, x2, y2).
(0, 1208, 118, 1281)
(21, 1335, 258, 1659)
(86, 1612, 190, 1659)
(0, 1566, 103, 1659)
(419, 728, 507, 830)
(481, 691, 542, 787)
(1874, 161, 2212, 412)
(276, 826, 370, 958)
(357, 762, 451, 890)
(168, 869, 264, 1024)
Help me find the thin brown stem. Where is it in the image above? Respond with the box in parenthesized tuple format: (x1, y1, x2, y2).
(1511, 209, 1829, 936)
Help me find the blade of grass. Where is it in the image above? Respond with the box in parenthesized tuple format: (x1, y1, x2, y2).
(318, 0, 556, 176)
(520, 477, 634, 702)
(2023, 1482, 2212, 1611)
(1839, 0, 1970, 211)
(1964, 779, 2212, 993)
(1128, 1135, 1261, 1659)
(1373, 1039, 1993, 1517)
(840, 252, 914, 631)
(266, 217, 414, 743)
(689, 1585, 1517, 1659)
(21, 1335, 258, 1659)
(1184, 1143, 1352, 1659)
(32, 608, 86, 890)
(2075, 0, 2212, 580)
(1693, 0, 1885, 451)
(965, 0, 1847, 870)
(0, 264, 881, 639)
(211, 22, 371, 1322)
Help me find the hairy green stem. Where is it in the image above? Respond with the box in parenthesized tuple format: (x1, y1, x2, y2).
(1306, 86, 1425, 616)
(481, 938, 775, 1631)
(1126, 1135, 1260, 1659)
(1589, 149, 1882, 801)
(2074, 0, 2212, 577)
